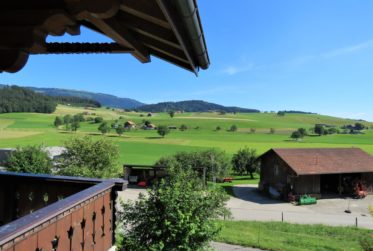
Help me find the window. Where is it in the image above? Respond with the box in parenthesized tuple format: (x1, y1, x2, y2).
(274, 164, 279, 176)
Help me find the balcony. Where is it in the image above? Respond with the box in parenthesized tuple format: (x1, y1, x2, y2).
(0, 172, 125, 251)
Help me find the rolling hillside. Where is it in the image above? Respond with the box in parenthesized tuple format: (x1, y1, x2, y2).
(0, 105, 372, 165)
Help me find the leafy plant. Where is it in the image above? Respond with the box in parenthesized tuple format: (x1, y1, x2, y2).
(117, 168, 230, 251)
(57, 136, 120, 178)
(157, 125, 170, 137)
(231, 147, 259, 178)
(7, 145, 53, 174)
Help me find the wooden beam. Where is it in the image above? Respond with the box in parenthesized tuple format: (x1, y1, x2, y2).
(117, 12, 178, 45)
(144, 43, 189, 64)
(120, 0, 168, 27)
(34, 42, 133, 54)
(120, 5, 170, 29)
(150, 49, 194, 73)
(87, 16, 150, 63)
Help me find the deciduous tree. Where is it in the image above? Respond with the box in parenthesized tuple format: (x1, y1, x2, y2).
(157, 125, 170, 137)
(116, 168, 230, 251)
(231, 147, 259, 178)
(98, 122, 110, 135)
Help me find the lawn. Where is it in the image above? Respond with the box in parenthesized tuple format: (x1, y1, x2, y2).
(214, 220, 373, 251)
(1, 105, 373, 165)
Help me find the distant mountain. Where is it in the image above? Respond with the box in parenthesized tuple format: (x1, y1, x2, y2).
(137, 100, 260, 113)
(0, 84, 145, 109)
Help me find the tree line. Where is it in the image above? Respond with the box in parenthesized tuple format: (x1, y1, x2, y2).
(52, 96, 101, 108)
(0, 86, 57, 113)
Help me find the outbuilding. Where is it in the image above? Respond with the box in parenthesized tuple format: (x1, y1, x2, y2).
(258, 148, 373, 199)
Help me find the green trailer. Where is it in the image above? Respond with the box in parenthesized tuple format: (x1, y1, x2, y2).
(298, 195, 317, 205)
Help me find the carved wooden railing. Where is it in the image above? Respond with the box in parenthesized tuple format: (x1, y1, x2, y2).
(0, 172, 125, 251)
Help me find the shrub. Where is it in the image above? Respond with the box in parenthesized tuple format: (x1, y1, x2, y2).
(229, 125, 237, 132)
(360, 236, 373, 251)
(155, 149, 231, 181)
(179, 124, 188, 131)
(94, 116, 103, 123)
(7, 145, 53, 174)
(58, 136, 120, 178)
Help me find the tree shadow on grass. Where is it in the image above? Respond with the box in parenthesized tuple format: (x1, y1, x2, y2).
(146, 136, 163, 139)
(58, 131, 73, 134)
(87, 133, 102, 136)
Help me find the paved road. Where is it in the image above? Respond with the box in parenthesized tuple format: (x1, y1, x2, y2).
(118, 185, 373, 229)
(228, 184, 373, 229)
(211, 242, 264, 251)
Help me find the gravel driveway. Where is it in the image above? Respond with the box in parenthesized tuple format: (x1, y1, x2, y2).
(118, 184, 373, 229)
(228, 184, 373, 229)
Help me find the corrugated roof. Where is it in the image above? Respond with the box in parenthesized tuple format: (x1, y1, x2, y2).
(263, 148, 373, 175)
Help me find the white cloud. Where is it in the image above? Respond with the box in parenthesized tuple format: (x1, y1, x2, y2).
(321, 40, 373, 59)
(222, 63, 254, 75)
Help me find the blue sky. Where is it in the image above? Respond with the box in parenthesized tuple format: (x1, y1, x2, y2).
(2, 1, 373, 120)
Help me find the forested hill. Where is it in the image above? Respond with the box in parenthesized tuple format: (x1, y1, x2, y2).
(53, 96, 101, 108)
(137, 100, 260, 113)
(0, 86, 57, 113)
(29, 86, 144, 109)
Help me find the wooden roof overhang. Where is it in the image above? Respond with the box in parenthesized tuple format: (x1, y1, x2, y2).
(0, 0, 210, 74)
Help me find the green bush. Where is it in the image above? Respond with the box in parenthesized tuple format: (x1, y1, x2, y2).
(117, 168, 230, 251)
(360, 236, 373, 251)
(155, 149, 231, 181)
(7, 145, 53, 174)
(58, 136, 120, 178)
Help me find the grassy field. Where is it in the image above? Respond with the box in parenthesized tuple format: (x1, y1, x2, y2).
(1, 105, 373, 165)
(214, 220, 373, 251)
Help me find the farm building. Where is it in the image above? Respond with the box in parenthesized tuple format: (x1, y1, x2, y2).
(144, 123, 157, 130)
(258, 148, 373, 199)
(124, 120, 136, 129)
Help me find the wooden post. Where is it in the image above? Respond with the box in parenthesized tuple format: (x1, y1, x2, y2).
(282, 212, 284, 222)
(355, 217, 358, 227)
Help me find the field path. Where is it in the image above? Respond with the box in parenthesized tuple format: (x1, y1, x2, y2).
(178, 116, 256, 122)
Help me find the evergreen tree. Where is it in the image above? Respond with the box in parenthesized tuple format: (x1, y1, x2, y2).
(54, 116, 63, 128)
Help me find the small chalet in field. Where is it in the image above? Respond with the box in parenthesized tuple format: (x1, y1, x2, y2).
(144, 123, 157, 130)
(124, 120, 136, 129)
(258, 148, 373, 199)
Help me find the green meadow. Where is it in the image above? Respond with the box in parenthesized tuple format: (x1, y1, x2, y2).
(0, 105, 372, 165)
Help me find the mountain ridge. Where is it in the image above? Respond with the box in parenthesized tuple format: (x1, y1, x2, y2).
(0, 84, 144, 109)
(137, 100, 260, 113)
